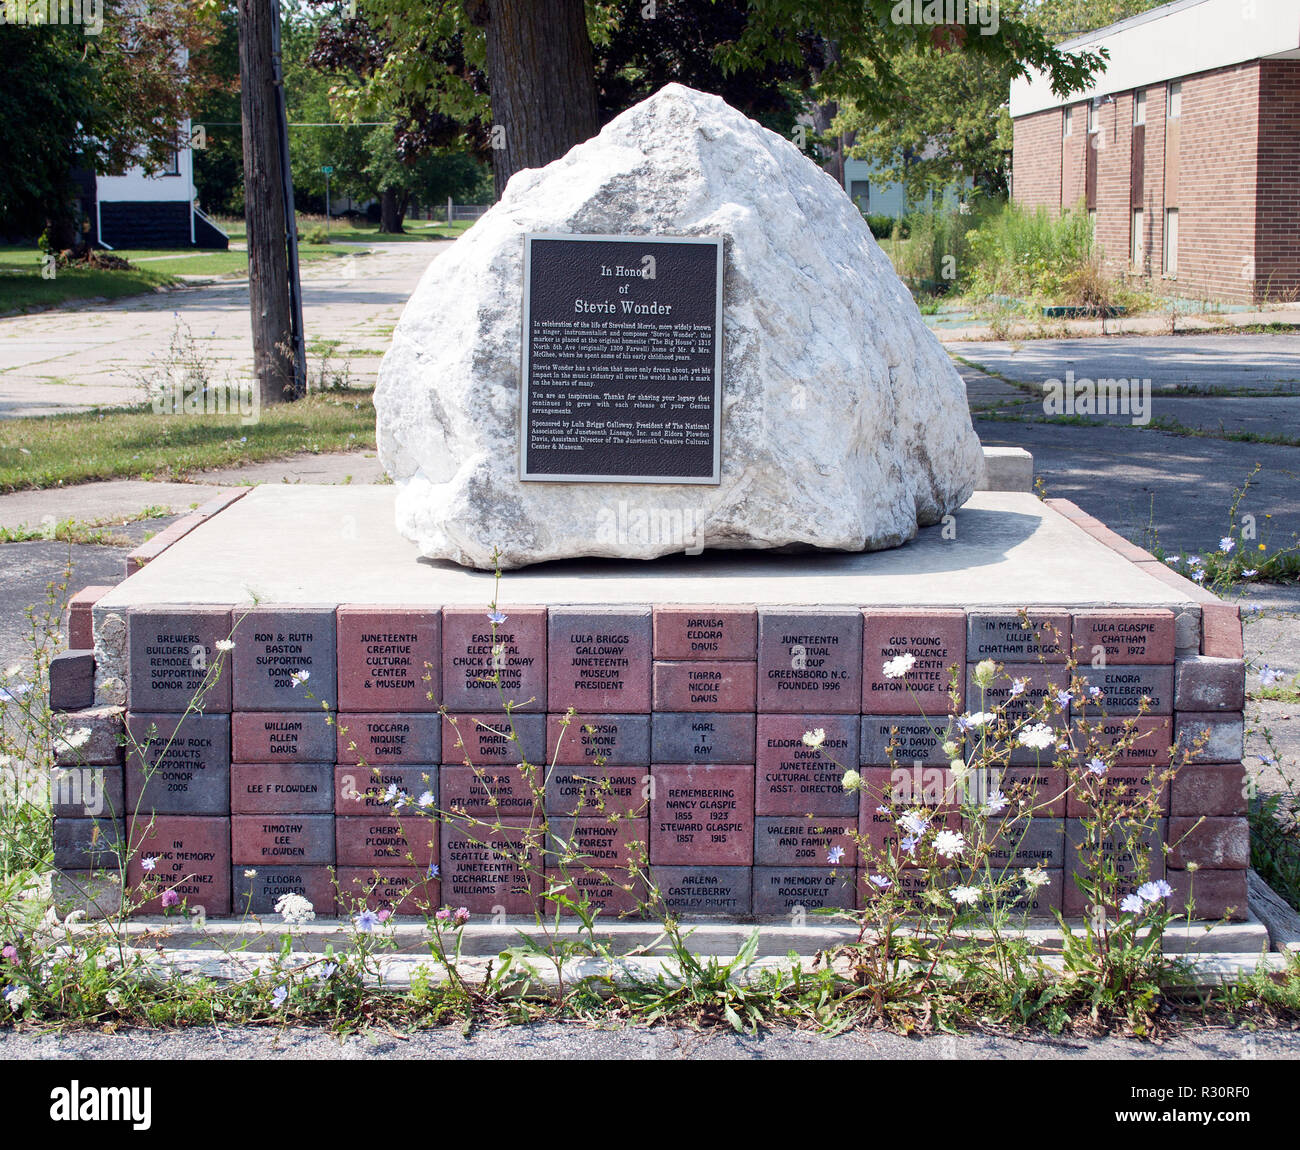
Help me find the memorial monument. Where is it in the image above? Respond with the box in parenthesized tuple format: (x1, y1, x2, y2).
(46, 85, 1250, 928)
(375, 84, 984, 569)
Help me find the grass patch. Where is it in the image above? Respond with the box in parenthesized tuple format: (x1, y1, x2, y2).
(217, 215, 475, 245)
(0, 391, 377, 492)
(0, 245, 177, 313)
(0, 504, 174, 545)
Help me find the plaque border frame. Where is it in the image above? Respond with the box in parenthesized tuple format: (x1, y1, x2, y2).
(519, 232, 724, 485)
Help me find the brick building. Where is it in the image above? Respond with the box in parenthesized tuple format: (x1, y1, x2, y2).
(1010, 0, 1300, 303)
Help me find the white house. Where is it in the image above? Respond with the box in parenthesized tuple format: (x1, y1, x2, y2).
(88, 118, 228, 250)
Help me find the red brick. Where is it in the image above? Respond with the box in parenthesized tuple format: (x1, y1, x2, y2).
(65, 585, 113, 650)
(336, 867, 440, 916)
(753, 815, 857, 867)
(336, 712, 441, 765)
(336, 606, 441, 712)
(1168, 816, 1249, 869)
(1167, 868, 1248, 921)
(861, 609, 965, 715)
(1062, 820, 1166, 916)
(231, 763, 333, 814)
(547, 608, 652, 713)
(441, 712, 545, 766)
(650, 764, 754, 865)
(440, 818, 544, 914)
(545, 712, 650, 766)
(231, 814, 334, 866)
(1067, 768, 1169, 817)
(998, 766, 1068, 817)
(128, 815, 231, 915)
(858, 771, 961, 870)
(1170, 764, 1247, 816)
(441, 606, 545, 711)
(653, 606, 756, 660)
(755, 714, 858, 816)
(232, 711, 335, 762)
(1200, 604, 1243, 659)
(652, 660, 755, 711)
(440, 764, 542, 818)
(1073, 716, 1172, 767)
(334, 765, 436, 816)
(336, 814, 438, 867)
(1072, 610, 1175, 665)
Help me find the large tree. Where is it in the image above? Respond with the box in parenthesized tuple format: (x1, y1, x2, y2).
(835, 0, 1171, 206)
(329, 0, 1108, 194)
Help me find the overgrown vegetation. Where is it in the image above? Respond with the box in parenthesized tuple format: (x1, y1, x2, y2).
(3, 571, 1294, 1039)
(878, 198, 1159, 319)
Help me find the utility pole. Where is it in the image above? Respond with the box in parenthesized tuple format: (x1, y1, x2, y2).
(238, 0, 305, 405)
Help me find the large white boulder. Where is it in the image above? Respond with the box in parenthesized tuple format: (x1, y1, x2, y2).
(376, 83, 982, 569)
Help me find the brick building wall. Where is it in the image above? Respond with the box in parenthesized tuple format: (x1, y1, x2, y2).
(1256, 59, 1300, 298)
(1178, 64, 1260, 302)
(1012, 111, 1062, 208)
(1012, 60, 1298, 303)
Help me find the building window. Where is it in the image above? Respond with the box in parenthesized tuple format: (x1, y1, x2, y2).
(1132, 209, 1144, 266)
(1164, 208, 1179, 276)
(1133, 90, 1146, 125)
(1168, 81, 1182, 119)
(1063, 106, 1073, 136)
(1087, 100, 1099, 134)
(849, 180, 869, 211)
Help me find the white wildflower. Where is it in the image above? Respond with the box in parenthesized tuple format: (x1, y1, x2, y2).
(1017, 723, 1056, 751)
(882, 653, 916, 679)
(274, 893, 316, 925)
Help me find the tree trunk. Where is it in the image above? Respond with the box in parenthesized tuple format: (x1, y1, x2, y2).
(471, 0, 601, 194)
(238, 0, 294, 406)
(378, 188, 402, 233)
